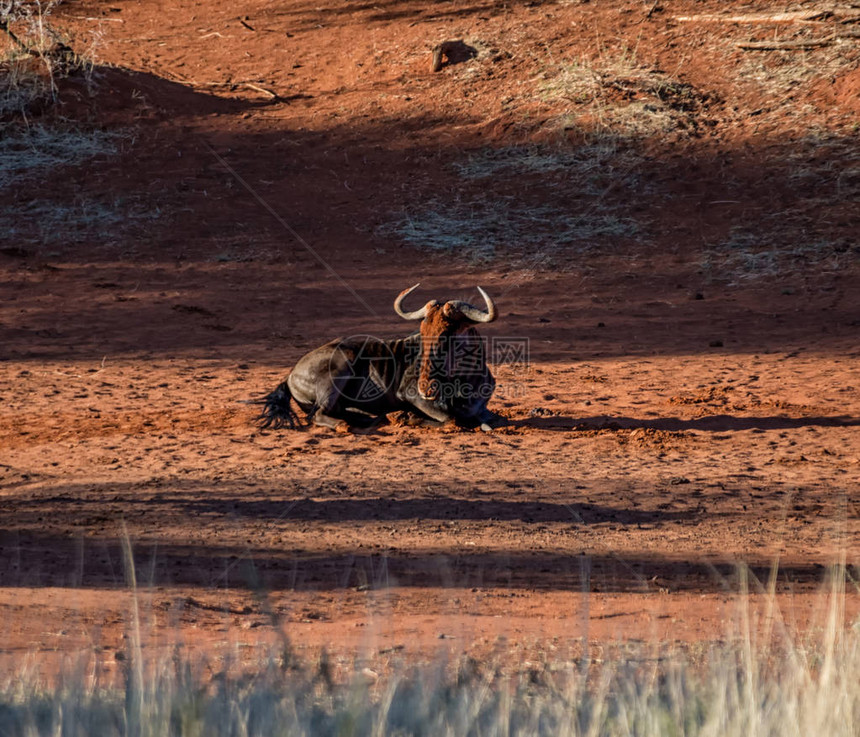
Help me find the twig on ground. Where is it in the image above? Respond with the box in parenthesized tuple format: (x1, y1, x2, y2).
(676, 11, 834, 24)
(0, 18, 29, 52)
(161, 74, 279, 99)
(242, 82, 278, 98)
(737, 36, 836, 50)
(65, 16, 125, 23)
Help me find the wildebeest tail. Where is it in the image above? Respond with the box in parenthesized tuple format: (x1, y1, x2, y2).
(248, 379, 301, 429)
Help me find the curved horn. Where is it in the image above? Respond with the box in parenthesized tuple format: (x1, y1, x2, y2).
(394, 283, 427, 320)
(447, 286, 497, 323)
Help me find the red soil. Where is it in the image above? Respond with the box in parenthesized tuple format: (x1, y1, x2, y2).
(1, 0, 858, 679)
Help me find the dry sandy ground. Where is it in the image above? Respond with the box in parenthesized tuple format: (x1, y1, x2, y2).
(1, 0, 858, 680)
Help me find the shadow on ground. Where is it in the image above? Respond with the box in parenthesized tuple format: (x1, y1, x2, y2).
(0, 526, 829, 595)
(1, 64, 857, 363)
(518, 415, 860, 432)
(0, 473, 842, 594)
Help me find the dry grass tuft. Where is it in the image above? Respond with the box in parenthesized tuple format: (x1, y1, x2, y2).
(381, 142, 645, 266)
(541, 49, 720, 139)
(0, 123, 120, 188)
(381, 195, 638, 264)
(0, 565, 858, 736)
(0, 123, 136, 248)
(0, 1, 88, 118)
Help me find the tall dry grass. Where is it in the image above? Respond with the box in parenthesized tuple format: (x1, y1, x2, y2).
(0, 562, 857, 736)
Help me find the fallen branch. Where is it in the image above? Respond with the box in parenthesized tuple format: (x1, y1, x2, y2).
(187, 80, 279, 98)
(643, 0, 661, 21)
(242, 82, 277, 99)
(65, 15, 125, 22)
(737, 35, 836, 50)
(0, 18, 29, 52)
(0, 18, 77, 67)
(159, 71, 279, 99)
(676, 11, 834, 23)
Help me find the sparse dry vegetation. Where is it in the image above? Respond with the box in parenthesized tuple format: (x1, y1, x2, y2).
(381, 195, 638, 264)
(381, 142, 645, 265)
(381, 25, 859, 279)
(0, 123, 119, 187)
(0, 2, 137, 247)
(1, 1, 859, 735)
(0, 0, 81, 117)
(0, 124, 136, 247)
(701, 227, 856, 285)
(2, 567, 857, 736)
(541, 51, 720, 139)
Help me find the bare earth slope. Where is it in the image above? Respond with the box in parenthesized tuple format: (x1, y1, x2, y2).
(0, 0, 858, 677)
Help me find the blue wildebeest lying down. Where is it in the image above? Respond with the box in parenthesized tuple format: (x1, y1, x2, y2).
(254, 284, 506, 432)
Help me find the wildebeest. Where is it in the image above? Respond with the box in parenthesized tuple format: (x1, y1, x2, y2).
(254, 284, 506, 432)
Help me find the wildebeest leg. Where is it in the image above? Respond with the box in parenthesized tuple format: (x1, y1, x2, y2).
(407, 397, 452, 424)
(398, 398, 457, 429)
(343, 408, 387, 431)
(306, 388, 353, 432)
(309, 388, 385, 432)
(477, 409, 508, 432)
(388, 410, 431, 427)
(400, 412, 448, 428)
(310, 409, 350, 432)
(310, 408, 385, 432)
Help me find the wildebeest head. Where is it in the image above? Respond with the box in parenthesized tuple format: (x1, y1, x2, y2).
(394, 284, 497, 401)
